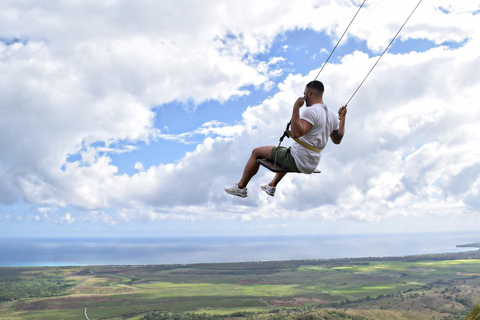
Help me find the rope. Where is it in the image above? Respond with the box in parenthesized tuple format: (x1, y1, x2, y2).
(273, 0, 367, 168)
(345, 0, 423, 105)
(277, 0, 366, 145)
(270, 0, 423, 171)
(312, 0, 367, 83)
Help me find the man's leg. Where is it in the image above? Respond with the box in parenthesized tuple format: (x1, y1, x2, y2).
(237, 146, 273, 189)
(269, 172, 287, 187)
(260, 170, 287, 197)
(260, 146, 296, 196)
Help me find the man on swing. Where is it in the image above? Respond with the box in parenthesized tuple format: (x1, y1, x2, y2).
(225, 80, 347, 198)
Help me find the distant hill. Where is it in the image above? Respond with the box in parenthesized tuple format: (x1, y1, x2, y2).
(457, 243, 480, 248)
(465, 305, 480, 320)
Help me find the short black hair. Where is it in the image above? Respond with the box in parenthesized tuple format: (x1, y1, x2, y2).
(306, 80, 324, 93)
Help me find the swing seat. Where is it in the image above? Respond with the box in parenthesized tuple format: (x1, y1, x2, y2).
(257, 159, 321, 173)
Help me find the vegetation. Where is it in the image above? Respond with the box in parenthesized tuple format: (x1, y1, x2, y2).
(140, 310, 367, 320)
(0, 267, 77, 301)
(465, 305, 480, 320)
(1, 250, 480, 319)
(141, 311, 227, 319)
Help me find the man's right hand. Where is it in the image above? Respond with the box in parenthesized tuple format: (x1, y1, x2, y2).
(294, 97, 305, 109)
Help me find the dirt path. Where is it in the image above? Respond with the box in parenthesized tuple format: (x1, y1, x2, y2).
(74, 275, 95, 289)
(260, 298, 275, 308)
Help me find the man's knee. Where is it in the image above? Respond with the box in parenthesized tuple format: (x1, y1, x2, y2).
(251, 146, 271, 159)
(251, 147, 261, 158)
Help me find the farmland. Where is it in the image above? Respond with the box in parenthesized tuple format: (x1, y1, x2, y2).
(1, 250, 480, 319)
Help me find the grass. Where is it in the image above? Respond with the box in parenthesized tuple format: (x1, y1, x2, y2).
(2, 251, 480, 319)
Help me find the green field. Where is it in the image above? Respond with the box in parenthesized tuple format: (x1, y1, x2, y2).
(1, 250, 480, 319)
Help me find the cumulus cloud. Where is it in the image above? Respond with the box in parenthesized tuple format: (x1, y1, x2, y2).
(0, 0, 479, 227)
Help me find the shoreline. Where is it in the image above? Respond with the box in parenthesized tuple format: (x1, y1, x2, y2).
(2, 234, 478, 268)
(1, 247, 479, 269)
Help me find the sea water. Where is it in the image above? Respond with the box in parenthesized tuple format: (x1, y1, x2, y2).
(0, 232, 478, 267)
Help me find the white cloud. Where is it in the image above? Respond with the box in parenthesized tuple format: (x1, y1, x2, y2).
(0, 0, 479, 229)
(79, 211, 117, 226)
(158, 121, 247, 144)
(347, 0, 478, 52)
(134, 162, 144, 172)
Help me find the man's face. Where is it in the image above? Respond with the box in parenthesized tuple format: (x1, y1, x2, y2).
(304, 88, 310, 106)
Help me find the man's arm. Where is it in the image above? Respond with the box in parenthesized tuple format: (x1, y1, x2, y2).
(290, 97, 313, 138)
(330, 105, 347, 144)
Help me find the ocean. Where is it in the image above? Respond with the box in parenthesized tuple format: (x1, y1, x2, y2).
(0, 232, 478, 267)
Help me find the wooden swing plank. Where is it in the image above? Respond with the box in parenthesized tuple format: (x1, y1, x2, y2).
(257, 159, 292, 173)
(257, 159, 321, 173)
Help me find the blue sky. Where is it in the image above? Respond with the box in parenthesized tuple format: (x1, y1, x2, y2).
(1, 0, 480, 238)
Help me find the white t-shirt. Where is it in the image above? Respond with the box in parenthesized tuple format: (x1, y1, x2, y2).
(290, 103, 339, 174)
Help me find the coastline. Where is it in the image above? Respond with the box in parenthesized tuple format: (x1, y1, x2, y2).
(1, 233, 478, 267)
(1, 247, 479, 269)
(1, 248, 480, 320)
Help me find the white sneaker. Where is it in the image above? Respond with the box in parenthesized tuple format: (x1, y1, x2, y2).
(225, 183, 248, 198)
(261, 184, 276, 197)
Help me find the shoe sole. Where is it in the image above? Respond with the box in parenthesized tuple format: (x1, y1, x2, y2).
(225, 190, 247, 198)
(261, 185, 275, 197)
